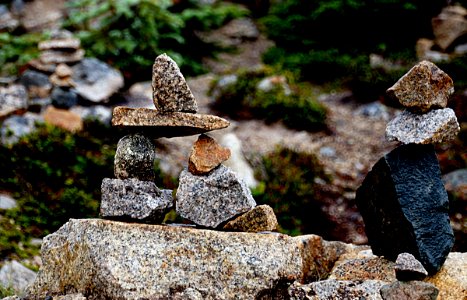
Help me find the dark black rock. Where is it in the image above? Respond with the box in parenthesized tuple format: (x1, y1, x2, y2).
(114, 134, 155, 181)
(355, 144, 454, 274)
(19, 70, 51, 90)
(51, 86, 78, 109)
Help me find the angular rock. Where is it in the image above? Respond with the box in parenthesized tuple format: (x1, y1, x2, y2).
(39, 49, 85, 64)
(223, 204, 278, 232)
(0, 112, 42, 145)
(100, 178, 172, 223)
(0, 193, 17, 210)
(152, 53, 198, 112)
(355, 144, 454, 274)
(114, 134, 155, 181)
(380, 281, 439, 300)
(19, 70, 52, 98)
(50, 87, 78, 109)
(288, 280, 387, 300)
(329, 257, 396, 282)
(27, 219, 348, 299)
(38, 38, 81, 51)
(0, 260, 36, 295)
(49, 64, 74, 87)
(424, 252, 467, 300)
(176, 165, 256, 228)
(432, 5, 467, 51)
(386, 60, 454, 113)
(111, 106, 230, 138)
(72, 58, 124, 103)
(0, 84, 28, 119)
(386, 108, 460, 144)
(43, 106, 83, 132)
(188, 134, 231, 175)
(395, 253, 428, 281)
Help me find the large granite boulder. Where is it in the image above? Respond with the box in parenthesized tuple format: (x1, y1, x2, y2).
(355, 143, 454, 274)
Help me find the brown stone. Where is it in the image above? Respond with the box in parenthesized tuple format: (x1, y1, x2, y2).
(28, 59, 56, 74)
(111, 107, 230, 138)
(223, 205, 278, 233)
(380, 281, 439, 300)
(39, 49, 85, 64)
(188, 134, 231, 175)
(38, 39, 81, 51)
(329, 256, 396, 282)
(432, 5, 467, 51)
(387, 60, 454, 113)
(55, 64, 73, 77)
(152, 53, 198, 113)
(43, 106, 83, 132)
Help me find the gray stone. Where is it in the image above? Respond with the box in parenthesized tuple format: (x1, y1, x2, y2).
(54, 293, 87, 300)
(386, 60, 454, 113)
(111, 107, 230, 138)
(125, 81, 153, 108)
(28, 219, 356, 299)
(380, 281, 439, 300)
(0, 84, 28, 119)
(209, 74, 238, 100)
(395, 253, 428, 281)
(0, 261, 36, 295)
(18, 0, 65, 32)
(100, 178, 173, 223)
(0, 194, 17, 210)
(432, 5, 467, 51)
(176, 165, 256, 228)
(114, 134, 155, 181)
(50, 87, 78, 109)
(38, 38, 81, 51)
(152, 53, 197, 113)
(172, 288, 203, 300)
(356, 101, 390, 120)
(288, 279, 387, 300)
(1, 112, 43, 145)
(19, 70, 51, 98)
(70, 105, 112, 126)
(39, 49, 85, 64)
(72, 58, 124, 103)
(386, 108, 459, 144)
(442, 168, 467, 201)
(223, 204, 278, 232)
(0, 5, 19, 32)
(355, 144, 454, 274)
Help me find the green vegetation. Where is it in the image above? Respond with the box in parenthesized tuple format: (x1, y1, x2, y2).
(253, 147, 330, 236)
(65, 0, 247, 78)
(211, 68, 328, 131)
(0, 32, 45, 76)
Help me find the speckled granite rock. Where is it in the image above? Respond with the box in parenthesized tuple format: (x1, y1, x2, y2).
(223, 204, 278, 232)
(386, 60, 454, 113)
(356, 144, 454, 274)
(111, 107, 229, 138)
(0, 84, 28, 119)
(114, 134, 155, 181)
(380, 281, 439, 300)
(288, 280, 387, 300)
(424, 252, 467, 300)
(100, 178, 173, 223)
(176, 165, 256, 228)
(329, 256, 396, 282)
(27, 219, 358, 299)
(152, 54, 197, 112)
(188, 134, 231, 175)
(395, 253, 428, 281)
(386, 108, 459, 144)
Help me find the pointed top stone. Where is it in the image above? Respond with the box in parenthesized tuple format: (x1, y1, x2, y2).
(152, 53, 198, 113)
(395, 252, 428, 281)
(387, 60, 454, 113)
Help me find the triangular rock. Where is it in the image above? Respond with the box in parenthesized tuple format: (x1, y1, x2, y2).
(188, 134, 231, 175)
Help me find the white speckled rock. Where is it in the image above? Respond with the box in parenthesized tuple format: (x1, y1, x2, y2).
(152, 53, 198, 113)
(27, 219, 358, 299)
(176, 165, 256, 228)
(395, 252, 428, 281)
(114, 134, 156, 181)
(385, 108, 459, 144)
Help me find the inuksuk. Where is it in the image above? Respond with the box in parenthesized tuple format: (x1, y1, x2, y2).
(356, 60, 459, 275)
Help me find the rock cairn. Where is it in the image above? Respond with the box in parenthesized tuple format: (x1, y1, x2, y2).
(356, 60, 459, 275)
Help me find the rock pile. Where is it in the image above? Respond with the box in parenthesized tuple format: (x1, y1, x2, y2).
(356, 60, 458, 274)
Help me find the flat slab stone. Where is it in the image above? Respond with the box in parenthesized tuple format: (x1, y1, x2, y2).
(38, 38, 81, 51)
(355, 144, 454, 274)
(112, 106, 230, 138)
(386, 108, 459, 144)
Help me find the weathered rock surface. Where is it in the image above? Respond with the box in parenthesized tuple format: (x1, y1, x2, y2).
(0, 84, 28, 119)
(355, 144, 454, 274)
(0, 260, 37, 295)
(188, 134, 231, 175)
(152, 53, 197, 112)
(0, 112, 43, 145)
(223, 204, 278, 232)
(288, 279, 387, 300)
(27, 219, 357, 300)
(386, 60, 454, 113)
(114, 134, 155, 181)
(329, 256, 396, 282)
(432, 5, 467, 51)
(43, 106, 83, 132)
(176, 165, 256, 228)
(111, 107, 230, 138)
(395, 252, 428, 281)
(100, 178, 172, 223)
(380, 281, 439, 300)
(424, 252, 467, 300)
(386, 108, 459, 144)
(72, 58, 124, 103)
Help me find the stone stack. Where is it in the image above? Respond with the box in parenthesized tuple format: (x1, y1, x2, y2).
(356, 60, 459, 275)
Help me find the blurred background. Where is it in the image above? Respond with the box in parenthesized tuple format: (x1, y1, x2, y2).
(0, 0, 465, 288)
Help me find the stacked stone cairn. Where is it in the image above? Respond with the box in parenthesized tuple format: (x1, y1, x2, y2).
(102, 53, 278, 232)
(356, 60, 460, 276)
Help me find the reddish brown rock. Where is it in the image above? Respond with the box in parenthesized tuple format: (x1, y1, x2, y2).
(188, 134, 231, 175)
(432, 5, 467, 51)
(223, 205, 278, 233)
(329, 256, 396, 282)
(43, 106, 83, 132)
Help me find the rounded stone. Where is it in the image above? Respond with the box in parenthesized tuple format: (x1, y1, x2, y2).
(114, 134, 156, 181)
